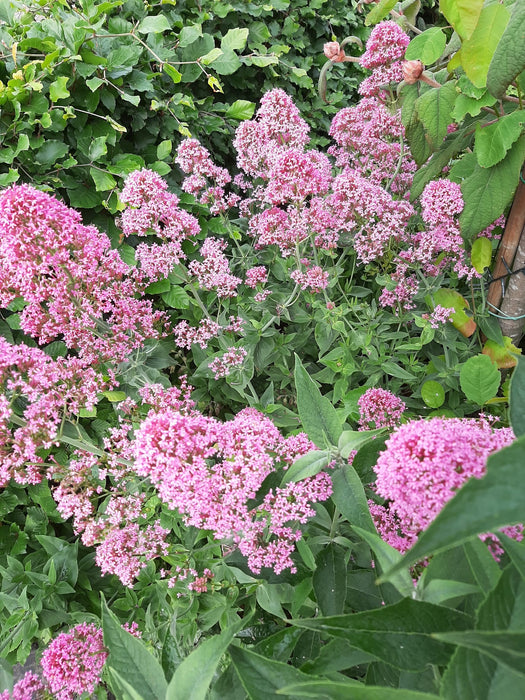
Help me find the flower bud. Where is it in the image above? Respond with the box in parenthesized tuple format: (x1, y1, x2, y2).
(323, 41, 346, 63)
(402, 59, 424, 84)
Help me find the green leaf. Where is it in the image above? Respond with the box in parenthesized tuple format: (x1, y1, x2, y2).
(157, 139, 173, 160)
(90, 167, 117, 191)
(459, 4, 510, 88)
(102, 391, 127, 402)
(440, 0, 483, 40)
(441, 565, 525, 699)
(212, 49, 242, 75)
(421, 380, 445, 408)
(510, 357, 525, 437)
(291, 598, 471, 671)
(353, 526, 415, 598)
(487, 2, 525, 98)
(107, 668, 146, 700)
(294, 354, 342, 449)
(88, 136, 108, 162)
(199, 48, 223, 65)
(102, 596, 168, 700)
(381, 361, 416, 381)
(313, 544, 347, 616)
(475, 111, 525, 169)
(280, 450, 330, 486)
(229, 645, 320, 700)
(145, 278, 171, 294)
(277, 681, 438, 699)
(405, 27, 447, 65)
(49, 76, 70, 101)
(471, 237, 493, 273)
(256, 582, 286, 619)
(221, 28, 249, 52)
(365, 0, 398, 26)
(166, 619, 243, 699)
(452, 91, 497, 122)
(36, 140, 69, 165)
(337, 429, 385, 459)
(331, 463, 376, 534)
(459, 354, 501, 404)
(137, 14, 171, 34)
(435, 630, 525, 678)
(225, 100, 256, 120)
(415, 81, 457, 150)
(162, 64, 182, 84)
(381, 435, 525, 575)
(161, 286, 191, 309)
(179, 24, 202, 48)
(460, 135, 525, 239)
(419, 579, 480, 605)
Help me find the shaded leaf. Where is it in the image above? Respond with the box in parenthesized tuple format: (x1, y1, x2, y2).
(312, 544, 347, 616)
(510, 357, 525, 437)
(487, 2, 525, 98)
(280, 450, 330, 486)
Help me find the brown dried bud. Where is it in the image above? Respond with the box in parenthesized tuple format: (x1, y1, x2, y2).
(323, 41, 346, 63)
(402, 59, 424, 84)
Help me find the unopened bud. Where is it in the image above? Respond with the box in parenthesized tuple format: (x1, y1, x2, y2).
(323, 41, 346, 63)
(402, 59, 424, 84)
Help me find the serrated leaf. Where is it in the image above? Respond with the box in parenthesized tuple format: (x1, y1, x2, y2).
(460, 135, 525, 239)
(459, 4, 510, 88)
(381, 435, 525, 576)
(280, 450, 330, 486)
(290, 598, 471, 671)
(294, 355, 342, 449)
(415, 81, 457, 150)
(460, 354, 501, 404)
(137, 14, 171, 34)
(405, 27, 447, 65)
(452, 91, 498, 121)
(440, 0, 483, 40)
(487, 2, 525, 98)
(102, 596, 168, 700)
(474, 110, 525, 168)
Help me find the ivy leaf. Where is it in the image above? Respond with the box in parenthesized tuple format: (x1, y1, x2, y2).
(415, 81, 457, 150)
(405, 27, 446, 65)
(474, 110, 525, 169)
(487, 1, 525, 98)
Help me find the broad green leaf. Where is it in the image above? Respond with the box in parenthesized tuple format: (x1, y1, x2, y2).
(49, 76, 70, 101)
(460, 135, 525, 239)
(221, 28, 249, 51)
(452, 91, 498, 121)
(137, 14, 171, 34)
(435, 630, 525, 677)
(353, 526, 415, 599)
(102, 391, 127, 402)
(337, 429, 385, 459)
(474, 111, 525, 168)
(463, 538, 501, 596)
(441, 565, 525, 699)
(166, 619, 243, 699)
(36, 140, 69, 165)
(145, 279, 171, 294)
(419, 579, 480, 605)
(229, 645, 319, 700)
(459, 4, 510, 88)
(157, 139, 173, 160)
(501, 535, 525, 581)
(365, 0, 398, 26)
(161, 287, 191, 309)
(199, 48, 223, 65)
(405, 28, 447, 65)
(381, 361, 416, 381)
(90, 167, 117, 192)
(280, 450, 330, 486)
(225, 100, 256, 120)
(256, 583, 286, 619)
(421, 380, 445, 408)
(415, 81, 457, 150)
(278, 681, 438, 699)
(294, 354, 342, 449)
(401, 84, 433, 165)
(459, 354, 501, 405)
(510, 357, 525, 437)
(290, 598, 471, 671)
(253, 628, 303, 663)
(107, 668, 146, 700)
(381, 435, 525, 575)
(312, 544, 347, 616)
(487, 2, 525, 98)
(331, 464, 376, 534)
(440, 0, 483, 40)
(162, 64, 182, 84)
(88, 136, 108, 162)
(212, 49, 242, 75)
(471, 237, 492, 273)
(102, 597, 168, 700)
(178, 24, 202, 48)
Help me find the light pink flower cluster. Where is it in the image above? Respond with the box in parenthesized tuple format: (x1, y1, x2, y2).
(161, 565, 214, 594)
(358, 388, 406, 429)
(0, 185, 165, 364)
(209, 347, 247, 379)
(40, 623, 107, 700)
(188, 237, 241, 297)
(175, 139, 240, 214)
(0, 672, 46, 700)
(264, 148, 332, 205)
(174, 319, 221, 349)
(359, 21, 410, 98)
(290, 265, 330, 293)
(133, 407, 332, 574)
(245, 266, 268, 288)
(423, 304, 455, 328)
(0, 338, 105, 486)
(370, 417, 520, 553)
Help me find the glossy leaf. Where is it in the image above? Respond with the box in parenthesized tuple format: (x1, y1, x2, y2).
(421, 380, 445, 408)
(471, 237, 492, 273)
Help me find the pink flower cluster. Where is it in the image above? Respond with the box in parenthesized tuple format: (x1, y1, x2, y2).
(290, 265, 330, 293)
(40, 623, 107, 700)
(133, 407, 332, 574)
(189, 237, 241, 297)
(0, 184, 165, 364)
(370, 417, 520, 553)
(359, 21, 410, 98)
(358, 388, 406, 429)
(209, 347, 247, 379)
(0, 672, 46, 700)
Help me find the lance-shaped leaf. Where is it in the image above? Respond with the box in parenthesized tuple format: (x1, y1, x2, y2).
(278, 681, 440, 699)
